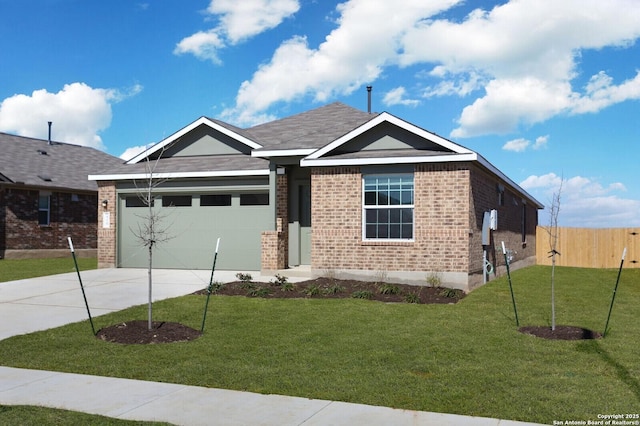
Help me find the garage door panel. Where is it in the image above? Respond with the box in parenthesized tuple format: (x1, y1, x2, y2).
(118, 194, 270, 270)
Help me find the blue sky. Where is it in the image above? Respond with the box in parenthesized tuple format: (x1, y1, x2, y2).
(1, 0, 639, 228)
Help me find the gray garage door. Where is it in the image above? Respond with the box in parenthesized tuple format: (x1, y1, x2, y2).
(118, 192, 271, 270)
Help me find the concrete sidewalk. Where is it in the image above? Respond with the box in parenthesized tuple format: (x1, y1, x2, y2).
(0, 268, 545, 425)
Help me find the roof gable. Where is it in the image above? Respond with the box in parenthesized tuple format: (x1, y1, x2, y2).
(303, 112, 473, 163)
(127, 117, 261, 164)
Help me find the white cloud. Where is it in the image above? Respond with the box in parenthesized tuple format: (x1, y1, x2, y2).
(383, 87, 420, 107)
(208, 0, 300, 43)
(0, 82, 141, 150)
(119, 145, 148, 161)
(220, 0, 640, 133)
(520, 173, 640, 227)
(222, 0, 459, 125)
(174, 30, 225, 63)
(398, 0, 640, 137)
(175, 0, 300, 63)
(503, 134, 548, 152)
(533, 135, 548, 150)
(503, 138, 529, 152)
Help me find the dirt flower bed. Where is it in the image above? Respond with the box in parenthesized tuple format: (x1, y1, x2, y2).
(194, 276, 465, 305)
(519, 325, 602, 340)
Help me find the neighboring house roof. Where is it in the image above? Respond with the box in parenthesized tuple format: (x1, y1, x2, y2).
(0, 132, 124, 192)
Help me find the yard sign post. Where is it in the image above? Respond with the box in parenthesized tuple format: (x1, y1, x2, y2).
(501, 241, 519, 327)
(603, 247, 626, 338)
(201, 238, 221, 333)
(68, 237, 96, 335)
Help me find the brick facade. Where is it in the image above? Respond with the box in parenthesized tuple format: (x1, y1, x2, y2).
(309, 163, 537, 291)
(0, 187, 97, 259)
(97, 181, 117, 268)
(467, 167, 538, 289)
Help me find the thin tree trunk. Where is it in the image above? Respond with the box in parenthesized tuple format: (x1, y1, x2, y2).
(551, 254, 556, 331)
(148, 243, 153, 330)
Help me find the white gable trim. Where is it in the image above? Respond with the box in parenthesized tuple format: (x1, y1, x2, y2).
(305, 112, 473, 161)
(89, 169, 270, 181)
(126, 117, 262, 165)
(300, 153, 478, 167)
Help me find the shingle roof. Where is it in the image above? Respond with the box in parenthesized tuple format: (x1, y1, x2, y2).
(106, 154, 269, 176)
(246, 102, 376, 151)
(0, 132, 124, 192)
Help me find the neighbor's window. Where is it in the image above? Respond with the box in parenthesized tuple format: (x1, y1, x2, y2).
(38, 193, 51, 226)
(200, 194, 232, 206)
(363, 174, 414, 240)
(240, 193, 269, 206)
(162, 195, 192, 207)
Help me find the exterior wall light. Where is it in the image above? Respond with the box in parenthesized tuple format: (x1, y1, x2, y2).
(102, 199, 108, 209)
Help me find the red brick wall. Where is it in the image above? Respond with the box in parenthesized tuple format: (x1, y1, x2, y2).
(97, 181, 116, 268)
(468, 167, 538, 288)
(1, 187, 97, 253)
(311, 164, 472, 276)
(310, 163, 538, 289)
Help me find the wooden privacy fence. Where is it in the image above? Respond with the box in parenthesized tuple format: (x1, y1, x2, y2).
(536, 227, 639, 268)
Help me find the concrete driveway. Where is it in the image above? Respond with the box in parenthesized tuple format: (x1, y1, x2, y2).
(0, 268, 295, 340)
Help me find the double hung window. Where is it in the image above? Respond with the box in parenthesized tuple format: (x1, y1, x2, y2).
(363, 174, 414, 240)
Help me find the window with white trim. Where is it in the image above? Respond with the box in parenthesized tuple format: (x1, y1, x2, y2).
(363, 174, 414, 240)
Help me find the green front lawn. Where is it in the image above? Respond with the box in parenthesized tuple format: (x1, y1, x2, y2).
(1, 265, 638, 424)
(0, 257, 96, 282)
(0, 405, 170, 426)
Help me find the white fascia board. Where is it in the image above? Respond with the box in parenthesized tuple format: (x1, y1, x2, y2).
(126, 117, 262, 165)
(300, 153, 478, 167)
(252, 148, 316, 158)
(306, 112, 473, 161)
(89, 169, 270, 181)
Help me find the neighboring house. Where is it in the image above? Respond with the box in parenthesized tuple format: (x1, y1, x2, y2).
(90, 103, 543, 291)
(0, 132, 124, 259)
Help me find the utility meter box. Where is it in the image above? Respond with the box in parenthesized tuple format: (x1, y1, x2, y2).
(490, 209, 498, 230)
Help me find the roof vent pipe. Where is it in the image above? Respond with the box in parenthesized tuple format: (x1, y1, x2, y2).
(366, 86, 372, 113)
(47, 121, 52, 145)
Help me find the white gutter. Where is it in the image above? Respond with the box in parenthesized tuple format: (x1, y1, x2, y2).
(88, 169, 270, 181)
(300, 153, 478, 167)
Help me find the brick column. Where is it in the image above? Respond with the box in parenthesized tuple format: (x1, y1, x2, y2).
(97, 181, 116, 268)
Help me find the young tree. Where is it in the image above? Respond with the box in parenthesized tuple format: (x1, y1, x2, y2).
(131, 148, 174, 330)
(546, 180, 563, 331)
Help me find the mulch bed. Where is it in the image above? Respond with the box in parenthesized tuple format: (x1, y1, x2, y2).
(96, 320, 202, 344)
(193, 277, 465, 304)
(519, 325, 602, 340)
(96, 277, 464, 345)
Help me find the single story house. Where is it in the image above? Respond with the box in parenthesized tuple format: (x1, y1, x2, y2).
(0, 132, 124, 259)
(90, 102, 543, 291)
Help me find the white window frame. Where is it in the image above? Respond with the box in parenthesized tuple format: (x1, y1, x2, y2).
(362, 173, 414, 241)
